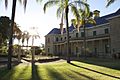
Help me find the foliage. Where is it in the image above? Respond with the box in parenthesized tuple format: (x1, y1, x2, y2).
(0, 16, 11, 42)
(0, 45, 8, 55)
(43, 0, 89, 26)
(0, 16, 22, 46)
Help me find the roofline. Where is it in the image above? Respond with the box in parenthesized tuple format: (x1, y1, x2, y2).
(85, 23, 109, 29)
(107, 15, 120, 20)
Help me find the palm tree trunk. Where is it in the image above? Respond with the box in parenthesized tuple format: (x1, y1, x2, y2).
(83, 25, 86, 57)
(32, 37, 35, 63)
(65, 6, 70, 63)
(18, 40, 21, 63)
(8, 0, 17, 70)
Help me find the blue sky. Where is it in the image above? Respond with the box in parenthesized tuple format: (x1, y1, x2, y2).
(0, 0, 120, 46)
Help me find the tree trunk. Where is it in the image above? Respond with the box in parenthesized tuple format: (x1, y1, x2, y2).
(83, 25, 86, 57)
(18, 45, 21, 62)
(17, 40, 20, 62)
(32, 37, 35, 64)
(65, 6, 70, 63)
(8, 0, 17, 70)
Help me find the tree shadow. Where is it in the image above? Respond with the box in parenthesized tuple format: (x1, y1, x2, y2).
(16, 63, 29, 79)
(69, 62, 120, 79)
(45, 66, 66, 80)
(31, 62, 42, 80)
(69, 69, 96, 80)
(0, 62, 19, 80)
(37, 58, 60, 63)
(70, 58, 120, 70)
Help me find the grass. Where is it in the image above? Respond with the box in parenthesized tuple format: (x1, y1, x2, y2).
(0, 58, 120, 80)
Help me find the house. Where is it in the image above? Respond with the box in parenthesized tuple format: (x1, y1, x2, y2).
(45, 9, 120, 58)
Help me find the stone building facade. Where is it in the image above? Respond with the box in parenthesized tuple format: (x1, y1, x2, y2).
(45, 9, 120, 58)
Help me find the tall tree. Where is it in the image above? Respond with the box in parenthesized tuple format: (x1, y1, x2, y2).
(26, 31, 30, 47)
(43, 0, 89, 63)
(30, 27, 40, 63)
(2, 0, 42, 70)
(16, 32, 22, 63)
(7, 0, 17, 70)
(0, 16, 11, 44)
(75, 8, 96, 56)
(21, 32, 26, 46)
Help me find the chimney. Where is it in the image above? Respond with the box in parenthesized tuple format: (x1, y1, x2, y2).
(60, 22, 63, 34)
(93, 10, 100, 19)
(60, 13, 64, 34)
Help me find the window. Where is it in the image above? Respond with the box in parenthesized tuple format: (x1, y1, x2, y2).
(56, 37, 59, 42)
(76, 47, 78, 53)
(48, 48, 50, 53)
(105, 28, 109, 34)
(76, 33, 78, 38)
(48, 38, 50, 43)
(93, 31, 96, 36)
(64, 37, 66, 40)
(81, 32, 84, 37)
(61, 38, 62, 41)
(69, 36, 71, 38)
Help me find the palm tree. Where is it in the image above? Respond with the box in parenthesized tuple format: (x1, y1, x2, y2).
(13, 23, 22, 62)
(76, 9, 96, 56)
(26, 31, 30, 47)
(30, 27, 40, 63)
(16, 33, 22, 63)
(43, 0, 89, 63)
(7, 0, 17, 70)
(22, 32, 26, 46)
(22, 31, 30, 49)
(2, 0, 42, 70)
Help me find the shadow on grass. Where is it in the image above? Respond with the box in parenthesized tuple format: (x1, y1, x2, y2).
(45, 66, 66, 80)
(69, 62, 120, 79)
(31, 62, 42, 80)
(23, 57, 60, 63)
(0, 62, 19, 80)
(16, 63, 29, 79)
(69, 69, 96, 80)
(66, 57, 120, 70)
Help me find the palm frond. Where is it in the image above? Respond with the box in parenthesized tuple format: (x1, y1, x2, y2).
(36, 0, 42, 2)
(106, 0, 116, 7)
(70, 3, 80, 21)
(65, 0, 68, 7)
(75, 0, 90, 17)
(5, 0, 8, 9)
(23, 0, 27, 12)
(43, 0, 59, 13)
(87, 18, 96, 25)
(84, 3, 90, 18)
(56, 5, 64, 18)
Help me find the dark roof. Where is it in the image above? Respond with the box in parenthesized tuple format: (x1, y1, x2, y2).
(69, 24, 75, 32)
(47, 8, 120, 35)
(47, 28, 61, 35)
(47, 24, 75, 35)
(63, 24, 75, 33)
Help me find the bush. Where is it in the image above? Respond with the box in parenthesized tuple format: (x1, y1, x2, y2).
(48, 53, 53, 57)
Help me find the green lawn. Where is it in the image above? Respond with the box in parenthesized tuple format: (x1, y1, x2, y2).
(0, 58, 120, 80)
